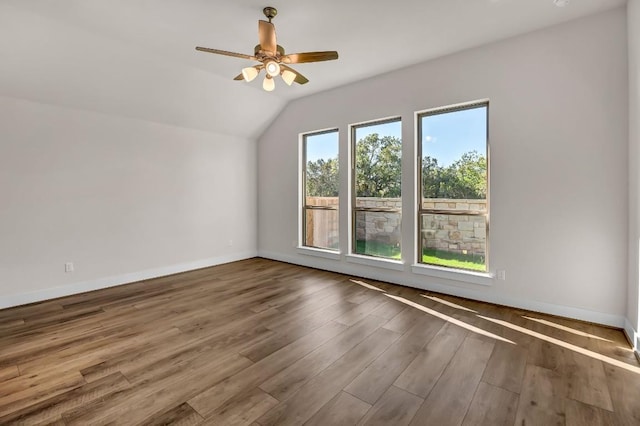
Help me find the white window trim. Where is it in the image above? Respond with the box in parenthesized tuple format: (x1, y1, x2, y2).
(299, 127, 340, 251)
(297, 246, 341, 260)
(411, 263, 493, 286)
(347, 254, 405, 271)
(349, 116, 404, 263)
(415, 99, 490, 275)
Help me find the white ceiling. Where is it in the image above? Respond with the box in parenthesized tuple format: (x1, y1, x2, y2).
(0, 0, 626, 138)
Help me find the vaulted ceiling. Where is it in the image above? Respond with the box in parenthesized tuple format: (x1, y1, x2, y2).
(0, 0, 626, 139)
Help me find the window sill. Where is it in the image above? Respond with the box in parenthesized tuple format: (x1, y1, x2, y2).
(411, 264, 493, 286)
(297, 246, 341, 261)
(346, 254, 405, 271)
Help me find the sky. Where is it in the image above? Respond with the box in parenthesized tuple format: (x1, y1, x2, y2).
(304, 106, 486, 166)
(421, 106, 487, 167)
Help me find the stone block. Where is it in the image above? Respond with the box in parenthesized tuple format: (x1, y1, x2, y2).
(458, 221, 474, 231)
(449, 230, 462, 240)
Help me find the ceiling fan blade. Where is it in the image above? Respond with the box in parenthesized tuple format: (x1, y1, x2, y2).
(258, 20, 277, 54)
(195, 46, 257, 61)
(281, 64, 309, 85)
(233, 64, 264, 81)
(281, 51, 338, 64)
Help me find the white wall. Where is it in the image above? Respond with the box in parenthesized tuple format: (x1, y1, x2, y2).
(0, 96, 257, 308)
(258, 8, 629, 327)
(628, 0, 640, 349)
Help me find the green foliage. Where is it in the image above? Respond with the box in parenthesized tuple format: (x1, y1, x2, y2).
(355, 133, 402, 198)
(422, 151, 486, 199)
(306, 158, 339, 197)
(305, 137, 486, 201)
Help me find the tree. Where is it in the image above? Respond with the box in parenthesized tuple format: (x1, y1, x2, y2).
(422, 150, 486, 199)
(355, 133, 402, 197)
(306, 158, 339, 197)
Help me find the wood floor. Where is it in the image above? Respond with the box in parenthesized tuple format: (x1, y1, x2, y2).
(1, 258, 639, 425)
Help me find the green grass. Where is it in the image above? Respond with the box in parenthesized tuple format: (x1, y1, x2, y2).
(422, 248, 486, 272)
(355, 240, 401, 259)
(354, 240, 485, 272)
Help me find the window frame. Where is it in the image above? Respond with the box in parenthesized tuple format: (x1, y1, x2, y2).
(416, 100, 490, 272)
(301, 128, 340, 252)
(350, 116, 403, 260)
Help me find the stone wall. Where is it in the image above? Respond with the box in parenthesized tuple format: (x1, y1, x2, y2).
(304, 197, 487, 257)
(354, 198, 402, 246)
(420, 198, 487, 257)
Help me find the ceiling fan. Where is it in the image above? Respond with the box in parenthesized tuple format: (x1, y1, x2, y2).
(195, 6, 339, 91)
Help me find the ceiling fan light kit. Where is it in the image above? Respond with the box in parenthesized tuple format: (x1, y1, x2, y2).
(195, 6, 338, 92)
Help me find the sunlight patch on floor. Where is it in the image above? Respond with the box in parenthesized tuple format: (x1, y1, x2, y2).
(384, 294, 515, 345)
(522, 316, 614, 342)
(479, 315, 640, 375)
(421, 295, 478, 313)
(349, 279, 386, 292)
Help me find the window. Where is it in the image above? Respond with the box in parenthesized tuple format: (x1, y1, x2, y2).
(302, 129, 339, 251)
(352, 118, 402, 259)
(418, 102, 488, 272)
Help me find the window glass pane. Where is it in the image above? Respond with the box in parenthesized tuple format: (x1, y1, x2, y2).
(421, 106, 487, 202)
(355, 210, 402, 259)
(306, 132, 339, 198)
(353, 119, 402, 259)
(420, 213, 486, 271)
(419, 104, 488, 272)
(305, 208, 339, 250)
(303, 130, 339, 250)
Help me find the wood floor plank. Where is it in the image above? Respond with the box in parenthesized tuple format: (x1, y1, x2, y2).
(409, 336, 495, 426)
(62, 352, 252, 425)
(138, 402, 203, 426)
(0, 372, 130, 425)
(356, 385, 423, 426)
(334, 295, 389, 326)
(200, 387, 279, 426)
(0, 366, 19, 383)
(257, 327, 401, 426)
(481, 340, 527, 394)
(461, 381, 519, 426)
(258, 315, 388, 402)
(602, 363, 640, 425)
(382, 307, 423, 334)
(188, 320, 348, 418)
(0, 371, 86, 419)
(344, 315, 445, 404)
(240, 300, 356, 363)
(563, 350, 613, 412)
(306, 391, 371, 426)
(514, 364, 567, 426)
(0, 258, 637, 425)
(394, 322, 468, 397)
(565, 398, 617, 426)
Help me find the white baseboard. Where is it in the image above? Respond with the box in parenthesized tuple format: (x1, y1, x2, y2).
(258, 250, 626, 329)
(0, 251, 257, 310)
(624, 317, 639, 353)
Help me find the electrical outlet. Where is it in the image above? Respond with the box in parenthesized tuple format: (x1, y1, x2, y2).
(496, 270, 506, 280)
(65, 262, 74, 273)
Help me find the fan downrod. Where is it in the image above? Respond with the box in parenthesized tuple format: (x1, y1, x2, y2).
(263, 7, 277, 22)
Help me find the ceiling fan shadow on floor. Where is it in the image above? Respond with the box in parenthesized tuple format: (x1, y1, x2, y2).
(196, 6, 338, 92)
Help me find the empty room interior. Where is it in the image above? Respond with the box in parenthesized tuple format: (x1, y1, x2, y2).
(1, 0, 640, 425)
